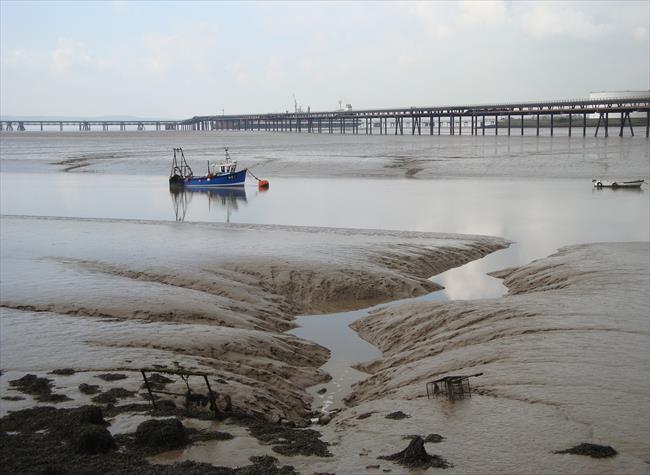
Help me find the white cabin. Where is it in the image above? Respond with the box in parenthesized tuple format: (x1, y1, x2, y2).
(209, 148, 237, 176)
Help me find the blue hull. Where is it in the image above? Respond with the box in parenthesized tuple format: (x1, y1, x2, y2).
(178, 169, 247, 187)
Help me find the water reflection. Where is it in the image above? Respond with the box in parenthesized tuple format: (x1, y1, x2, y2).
(170, 186, 248, 222)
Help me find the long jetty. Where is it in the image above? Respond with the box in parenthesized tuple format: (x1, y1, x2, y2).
(3, 96, 650, 137)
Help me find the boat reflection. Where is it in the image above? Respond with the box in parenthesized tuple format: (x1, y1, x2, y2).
(170, 186, 249, 222)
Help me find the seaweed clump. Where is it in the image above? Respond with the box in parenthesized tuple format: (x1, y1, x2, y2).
(91, 387, 135, 405)
(378, 436, 450, 469)
(134, 418, 187, 452)
(385, 411, 410, 420)
(233, 413, 332, 457)
(8, 374, 72, 403)
(554, 443, 617, 458)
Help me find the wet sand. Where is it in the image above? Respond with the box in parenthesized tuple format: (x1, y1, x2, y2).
(345, 242, 650, 473)
(0, 215, 506, 422)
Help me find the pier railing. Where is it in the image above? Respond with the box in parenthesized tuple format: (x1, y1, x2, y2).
(3, 96, 649, 137)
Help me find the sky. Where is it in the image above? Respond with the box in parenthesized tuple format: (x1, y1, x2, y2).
(1, 0, 648, 119)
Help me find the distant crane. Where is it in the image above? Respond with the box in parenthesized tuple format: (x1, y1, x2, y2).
(293, 94, 304, 114)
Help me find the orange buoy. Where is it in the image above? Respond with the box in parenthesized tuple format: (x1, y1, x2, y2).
(258, 179, 269, 190)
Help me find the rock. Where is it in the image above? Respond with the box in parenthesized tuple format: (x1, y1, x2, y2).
(134, 418, 187, 450)
(554, 443, 617, 458)
(318, 413, 332, 425)
(317, 388, 327, 394)
(72, 425, 115, 454)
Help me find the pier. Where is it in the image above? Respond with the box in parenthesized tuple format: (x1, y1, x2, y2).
(3, 96, 649, 137)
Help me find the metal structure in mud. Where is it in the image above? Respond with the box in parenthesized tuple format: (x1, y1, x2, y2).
(4, 95, 650, 137)
(140, 368, 230, 419)
(426, 372, 483, 401)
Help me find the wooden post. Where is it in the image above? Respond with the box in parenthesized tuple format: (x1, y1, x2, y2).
(507, 115, 511, 136)
(594, 113, 602, 137)
(521, 114, 524, 136)
(550, 113, 554, 136)
(627, 112, 634, 136)
(438, 116, 441, 135)
(619, 112, 625, 137)
(495, 115, 498, 136)
(605, 112, 609, 137)
(458, 116, 462, 135)
(647, 111, 649, 138)
(482, 115, 485, 135)
(536, 114, 539, 136)
(430, 115, 434, 135)
(568, 113, 572, 137)
(583, 113, 586, 136)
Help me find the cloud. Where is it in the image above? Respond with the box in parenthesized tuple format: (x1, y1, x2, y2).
(50, 38, 111, 74)
(520, 3, 613, 40)
(140, 22, 219, 75)
(412, 0, 509, 38)
(632, 26, 648, 42)
(457, 0, 509, 26)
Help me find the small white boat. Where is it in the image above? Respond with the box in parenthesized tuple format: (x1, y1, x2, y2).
(592, 179, 644, 189)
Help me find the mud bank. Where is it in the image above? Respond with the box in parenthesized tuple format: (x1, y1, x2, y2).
(346, 242, 649, 472)
(1, 215, 506, 422)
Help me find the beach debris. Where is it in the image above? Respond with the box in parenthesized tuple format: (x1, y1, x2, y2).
(134, 418, 187, 450)
(366, 464, 381, 469)
(9, 374, 72, 403)
(426, 373, 483, 401)
(378, 436, 450, 469)
(78, 383, 101, 395)
(404, 434, 445, 443)
(554, 443, 617, 458)
(139, 368, 229, 420)
(96, 373, 127, 382)
(317, 387, 327, 394)
(385, 411, 410, 420)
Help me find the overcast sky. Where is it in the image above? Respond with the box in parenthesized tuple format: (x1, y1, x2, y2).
(1, 0, 648, 118)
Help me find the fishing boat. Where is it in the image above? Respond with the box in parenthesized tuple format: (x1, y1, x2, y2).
(592, 179, 645, 189)
(169, 147, 247, 187)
